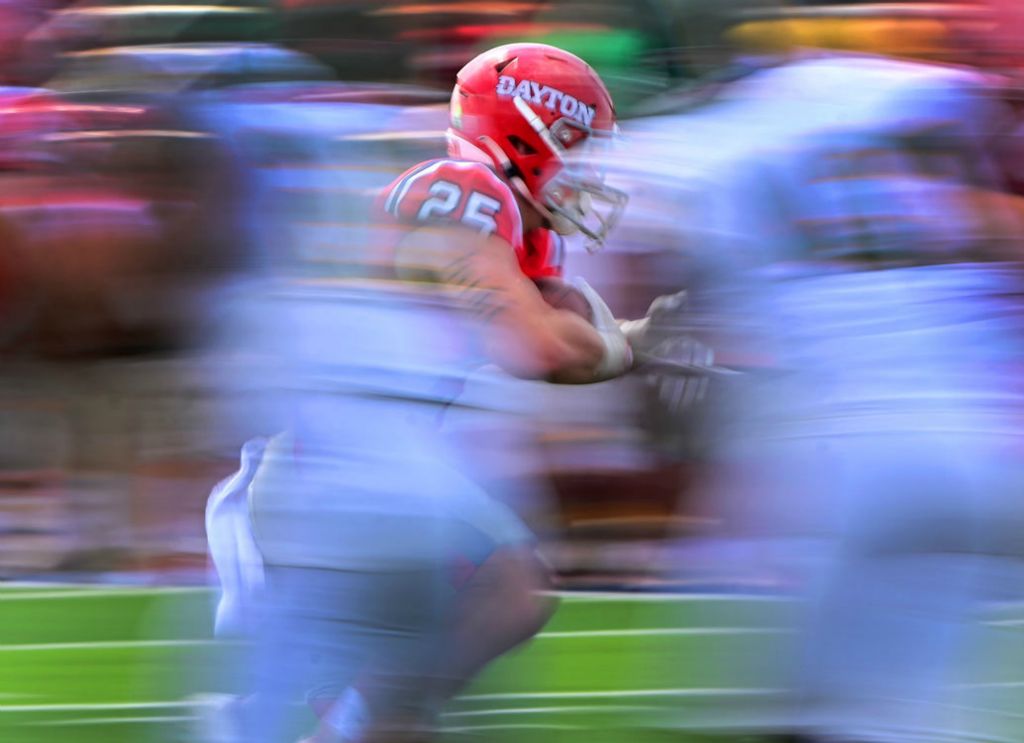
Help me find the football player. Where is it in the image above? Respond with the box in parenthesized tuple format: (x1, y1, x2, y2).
(379, 42, 632, 384)
(610, 4, 1024, 741)
(243, 44, 639, 743)
(367, 44, 640, 720)
(304, 44, 635, 743)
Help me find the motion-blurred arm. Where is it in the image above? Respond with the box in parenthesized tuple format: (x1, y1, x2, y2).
(397, 227, 631, 384)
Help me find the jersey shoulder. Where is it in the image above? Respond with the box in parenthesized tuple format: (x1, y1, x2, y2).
(379, 158, 523, 247)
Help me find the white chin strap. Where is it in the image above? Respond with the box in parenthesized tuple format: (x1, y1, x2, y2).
(510, 96, 627, 250)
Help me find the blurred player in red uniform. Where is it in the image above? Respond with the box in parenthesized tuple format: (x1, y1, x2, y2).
(330, 41, 630, 736)
(378, 42, 631, 384)
(203, 44, 638, 743)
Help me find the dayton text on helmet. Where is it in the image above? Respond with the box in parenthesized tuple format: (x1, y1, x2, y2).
(496, 76, 596, 128)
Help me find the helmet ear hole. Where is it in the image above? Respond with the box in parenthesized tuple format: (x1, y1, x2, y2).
(507, 135, 536, 156)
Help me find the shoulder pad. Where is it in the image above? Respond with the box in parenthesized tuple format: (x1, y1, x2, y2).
(381, 159, 523, 247)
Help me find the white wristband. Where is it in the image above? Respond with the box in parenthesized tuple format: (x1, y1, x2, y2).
(594, 327, 633, 380)
(572, 276, 634, 381)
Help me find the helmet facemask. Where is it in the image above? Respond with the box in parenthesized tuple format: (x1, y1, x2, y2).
(510, 96, 627, 251)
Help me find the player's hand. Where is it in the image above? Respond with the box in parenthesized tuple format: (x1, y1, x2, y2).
(642, 334, 715, 413)
(622, 289, 717, 413)
(618, 289, 690, 348)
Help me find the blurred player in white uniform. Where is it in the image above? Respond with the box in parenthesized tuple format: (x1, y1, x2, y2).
(239, 43, 636, 743)
(613, 4, 1024, 740)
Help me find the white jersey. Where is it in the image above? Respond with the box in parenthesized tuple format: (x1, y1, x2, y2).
(617, 53, 1024, 435)
(220, 93, 537, 571)
(269, 277, 485, 448)
(620, 54, 1012, 250)
(622, 55, 1024, 743)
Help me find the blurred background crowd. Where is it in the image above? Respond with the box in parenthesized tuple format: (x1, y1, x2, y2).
(0, 0, 1019, 585)
(2, 2, 1024, 743)
(0, 0, 750, 581)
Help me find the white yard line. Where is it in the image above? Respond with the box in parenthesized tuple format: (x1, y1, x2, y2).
(458, 688, 782, 702)
(30, 715, 199, 727)
(0, 639, 221, 652)
(538, 627, 790, 638)
(3, 586, 763, 602)
(0, 587, 209, 601)
(443, 704, 658, 718)
(5, 684, 1022, 727)
(0, 629, 782, 651)
(0, 701, 196, 713)
(443, 723, 583, 732)
(548, 591, 795, 602)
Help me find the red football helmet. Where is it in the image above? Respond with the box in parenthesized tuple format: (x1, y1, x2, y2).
(447, 43, 627, 250)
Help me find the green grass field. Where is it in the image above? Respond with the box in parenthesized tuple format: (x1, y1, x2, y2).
(0, 585, 1020, 743)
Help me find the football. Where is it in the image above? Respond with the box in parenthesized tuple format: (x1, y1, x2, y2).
(533, 276, 594, 322)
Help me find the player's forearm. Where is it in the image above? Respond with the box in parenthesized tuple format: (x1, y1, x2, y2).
(550, 278, 634, 384)
(546, 324, 633, 384)
(485, 308, 605, 381)
(544, 312, 614, 384)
